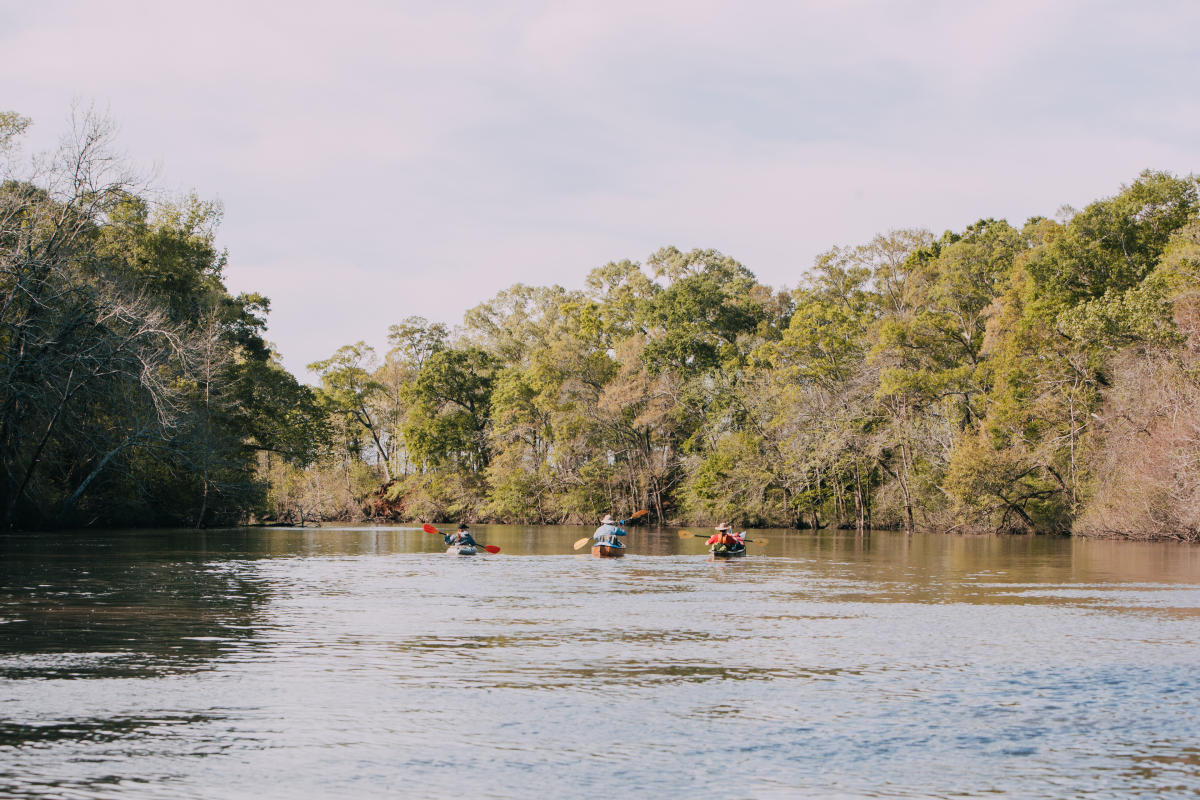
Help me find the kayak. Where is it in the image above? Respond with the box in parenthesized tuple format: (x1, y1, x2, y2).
(709, 546, 746, 559)
(446, 545, 477, 556)
(591, 543, 625, 558)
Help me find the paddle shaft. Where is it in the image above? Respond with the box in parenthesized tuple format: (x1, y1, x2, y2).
(678, 530, 766, 544)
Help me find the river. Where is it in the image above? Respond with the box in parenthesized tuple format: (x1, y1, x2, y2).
(3, 526, 1200, 798)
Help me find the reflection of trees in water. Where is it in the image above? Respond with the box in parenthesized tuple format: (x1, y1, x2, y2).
(5, 529, 1198, 686)
(0, 712, 222, 746)
(0, 710, 250, 792)
(0, 531, 273, 680)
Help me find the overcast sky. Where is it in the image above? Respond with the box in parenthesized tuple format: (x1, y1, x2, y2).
(3, 1, 1198, 377)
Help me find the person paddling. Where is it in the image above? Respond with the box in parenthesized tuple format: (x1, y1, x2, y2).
(572, 510, 647, 552)
(706, 522, 745, 555)
(444, 522, 478, 548)
(593, 514, 627, 549)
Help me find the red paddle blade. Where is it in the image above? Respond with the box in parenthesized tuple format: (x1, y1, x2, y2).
(422, 523, 439, 534)
(483, 545, 500, 554)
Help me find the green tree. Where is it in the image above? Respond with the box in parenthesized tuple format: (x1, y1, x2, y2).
(404, 346, 497, 473)
(309, 343, 394, 480)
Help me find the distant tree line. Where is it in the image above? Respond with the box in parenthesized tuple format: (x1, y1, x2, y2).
(0, 110, 324, 529)
(287, 169, 1200, 539)
(6, 109, 1198, 538)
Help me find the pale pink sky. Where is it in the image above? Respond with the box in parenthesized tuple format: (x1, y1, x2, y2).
(3, 1, 1197, 377)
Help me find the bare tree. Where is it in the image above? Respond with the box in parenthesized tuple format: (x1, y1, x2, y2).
(0, 108, 196, 527)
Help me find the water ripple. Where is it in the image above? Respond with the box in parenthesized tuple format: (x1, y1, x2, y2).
(2, 529, 1200, 798)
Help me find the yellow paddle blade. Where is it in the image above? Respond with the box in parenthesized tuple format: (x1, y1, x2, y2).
(676, 530, 692, 538)
(573, 536, 592, 550)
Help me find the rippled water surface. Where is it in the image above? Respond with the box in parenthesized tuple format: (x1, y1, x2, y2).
(3, 526, 1200, 798)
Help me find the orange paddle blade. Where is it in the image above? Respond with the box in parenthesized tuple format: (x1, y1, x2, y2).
(677, 530, 692, 538)
(630, 509, 650, 519)
(422, 523, 439, 535)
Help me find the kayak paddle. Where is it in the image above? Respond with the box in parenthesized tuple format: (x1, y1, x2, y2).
(677, 529, 767, 545)
(422, 522, 500, 553)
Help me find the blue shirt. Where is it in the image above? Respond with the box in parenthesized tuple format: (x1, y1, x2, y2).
(445, 532, 478, 546)
(593, 523, 626, 545)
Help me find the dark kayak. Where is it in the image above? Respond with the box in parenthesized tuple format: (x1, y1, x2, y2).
(709, 546, 746, 558)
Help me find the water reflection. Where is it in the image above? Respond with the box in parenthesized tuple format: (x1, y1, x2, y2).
(0, 713, 222, 746)
(1, 527, 1199, 798)
(1, 534, 270, 680)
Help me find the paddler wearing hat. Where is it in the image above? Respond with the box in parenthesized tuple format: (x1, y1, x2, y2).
(593, 513, 628, 548)
(705, 522, 745, 553)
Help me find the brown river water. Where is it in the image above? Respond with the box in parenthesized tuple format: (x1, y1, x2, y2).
(3, 526, 1200, 798)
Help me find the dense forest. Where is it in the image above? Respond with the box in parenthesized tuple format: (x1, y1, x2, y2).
(4, 110, 1199, 538)
(287, 169, 1200, 539)
(0, 110, 324, 529)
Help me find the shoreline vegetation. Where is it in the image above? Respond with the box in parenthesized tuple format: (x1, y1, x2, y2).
(3, 111, 1199, 540)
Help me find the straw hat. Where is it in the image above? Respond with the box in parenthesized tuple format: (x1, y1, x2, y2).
(715, 522, 732, 532)
(600, 514, 615, 524)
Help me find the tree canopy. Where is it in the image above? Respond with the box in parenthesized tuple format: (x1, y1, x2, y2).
(0, 109, 324, 529)
(7, 108, 1198, 539)
(283, 169, 1200, 539)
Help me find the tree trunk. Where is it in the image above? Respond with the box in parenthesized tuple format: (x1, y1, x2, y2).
(56, 431, 143, 522)
(6, 368, 76, 527)
(853, 460, 866, 534)
(898, 442, 915, 535)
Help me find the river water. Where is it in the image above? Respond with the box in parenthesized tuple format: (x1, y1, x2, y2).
(3, 526, 1200, 799)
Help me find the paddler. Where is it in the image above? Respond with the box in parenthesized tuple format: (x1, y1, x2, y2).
(444, 522, 479, 548)
(706, 522, 745, 554)
(593, 514, 627, 548)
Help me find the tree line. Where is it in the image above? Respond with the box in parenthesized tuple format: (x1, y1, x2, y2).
(5, 109, 1198, 538)
(0, 110, 324, 529)
(286, 170, 1200, 539)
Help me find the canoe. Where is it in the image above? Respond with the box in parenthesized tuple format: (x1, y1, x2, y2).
(709, 547, 746, 559)
(591, 543, 625, 558)
(446, 545, 477, 556)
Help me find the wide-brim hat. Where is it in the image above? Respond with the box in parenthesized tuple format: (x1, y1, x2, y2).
(601, 514, 615, 524)
(715, 522, 732, 532)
